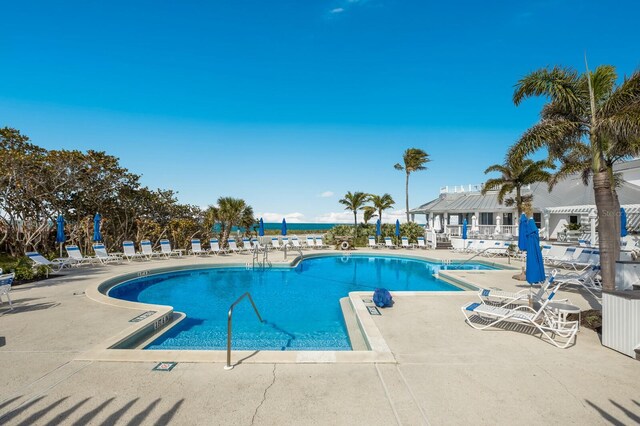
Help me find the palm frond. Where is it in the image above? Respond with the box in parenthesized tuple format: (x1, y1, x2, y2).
(483, 164, 510, 175)
(513, 66, 584, 112)
(598, 70, 640, 118)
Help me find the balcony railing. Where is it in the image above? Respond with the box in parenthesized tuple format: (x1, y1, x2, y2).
(438, 184, 531, 194)
(445, 224, 518, 237)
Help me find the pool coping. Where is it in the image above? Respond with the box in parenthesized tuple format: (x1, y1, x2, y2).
(80, 252, 508, 365)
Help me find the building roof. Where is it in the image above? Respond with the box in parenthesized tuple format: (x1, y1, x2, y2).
(410, 175, 640, 215)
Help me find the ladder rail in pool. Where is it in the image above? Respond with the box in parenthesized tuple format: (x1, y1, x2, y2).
(225, 292, 264, 370)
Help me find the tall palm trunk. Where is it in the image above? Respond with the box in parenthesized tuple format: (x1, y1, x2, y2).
(353, 211, 358, 239)
(515, 186, 522, 217)
(405, 172, 410, 222)
(221, 223, 231, 249)
(593, 171, 619, 291)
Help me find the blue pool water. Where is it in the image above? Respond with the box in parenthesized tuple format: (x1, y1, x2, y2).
(108, 255, 496, 351)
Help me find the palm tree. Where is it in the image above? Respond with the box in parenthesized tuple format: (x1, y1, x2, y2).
(339, 191, 369, 239)
(363, 206, 377, 224)
(481, 157, 553, 216)
(394, 148, 430, 222)
(368, 193, 395, 223)
(510, 64, 640, 291)
(216, 197, 255, 248)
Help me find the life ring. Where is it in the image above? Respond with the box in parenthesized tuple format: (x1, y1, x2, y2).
(340, 241, 350, 251)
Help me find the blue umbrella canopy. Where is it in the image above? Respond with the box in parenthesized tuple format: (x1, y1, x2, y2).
(93, 212, 102, 242)
(621, 208, 628, 237)
(258, 218, 265, 237)
(525, 218, 545, 284)
(518, 213, 528, 251)
(462, 218, 468, 240)
(56, 214, 65, 243)
(281, 218, 287, 236)
(375, 219, 381, 236)
(395, 219, 401, 237)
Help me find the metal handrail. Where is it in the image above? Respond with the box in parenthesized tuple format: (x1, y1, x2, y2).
(225, 292, 264, 370)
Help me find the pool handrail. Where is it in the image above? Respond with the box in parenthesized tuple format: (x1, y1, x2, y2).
(225, 292, 264, 370)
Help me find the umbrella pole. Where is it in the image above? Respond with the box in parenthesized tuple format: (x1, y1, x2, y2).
(60, 243, 63, 258)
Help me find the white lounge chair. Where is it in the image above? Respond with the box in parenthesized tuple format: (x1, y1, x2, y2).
(209, 238, 228, 255)
(140, 240, 162, 259)
(478, 270, 559, 306)
(384, 237, 397, 249)
(316, 236, 329, 249)
(291, 237, 304, 250)
(93, 243, 123, 264)
(240, 238, 252, 253)
(560, 249, 599, 272)
(416, 237, 427, 249)
(189, 239, 209, 256)
(122, 241, 146, 261)
(400, 236, 411, 249)
(368, 236, 379, 249)
(281, 237, 290, 249)
(462, 280, 578, 349)
(554, 265, 602, 299)
(0, 273, 15, 310)
(271, 237, 282, 250)
(160, 239, 184, 258)
(65, 245, 96, 265)
(227, 238, 241, 253)
(252, 238, 267, 252)
(26, 251, 73, 273)
(305, 236, 316, 249)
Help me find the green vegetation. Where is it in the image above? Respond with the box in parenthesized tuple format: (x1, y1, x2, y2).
(368, 193, 395, 223)
(481, 157, 554, 216)
(394, 148, 430, 222)
(509, 64, 640, 291)
(0, 127, 257, 273)
(326, 222, 425, 247)
(338, 191, 370, 240)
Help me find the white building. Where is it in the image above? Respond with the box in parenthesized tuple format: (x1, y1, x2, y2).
(410, 159, 640, 240)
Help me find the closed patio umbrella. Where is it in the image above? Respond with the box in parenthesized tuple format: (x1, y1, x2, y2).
(471, 215, 478, 234)
(258, 218, 265, 237)
(93, 213, 102, 242)
(462, 218, 468, 240)
(621, 207, 628, 237)
(395, 219, 401, 237)
(525, 218, 545, 284)
(56, 214, 65, 257)
(495, 215, 501, 234)
(518, 213, 527, 251)
(433, 215, 441, 232)
(281, 218, 287, 236)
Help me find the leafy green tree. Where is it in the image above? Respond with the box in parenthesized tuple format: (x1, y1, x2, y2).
(510, 64, 640, 290)
(394, 148, 430, 222)
(481, 157, 553, 216)
(215, 197, 255, 248)
(368, 193, 395, 223)
(338, 191, 370, 239)
(363, 206, 377, 224)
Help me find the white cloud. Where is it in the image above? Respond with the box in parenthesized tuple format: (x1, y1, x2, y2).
(319, 191, 334, 198)
(330, 7, 344, 13)
(259, 212, 306, 223)
(313, 211, 354, 223)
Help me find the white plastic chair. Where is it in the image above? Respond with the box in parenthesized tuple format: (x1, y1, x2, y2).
(401, 237, 411, 249)
(384, 237, 397, 249)
(0, 273, 15, 310)
(140, 240, 162, 259)
(189, 239, 209, 256)
(93, 244, 123, 264)
(416, 237, 427, 249)
(227, 238, 241, 253)
(209, 238, 228, 255)
(160, 239, 183, 258)
(26, 252, 73, 272)
(462, 280, 578, 349)
(123, 241, 146, 261)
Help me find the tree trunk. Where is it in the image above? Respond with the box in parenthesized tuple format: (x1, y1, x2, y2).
(593, 171, 619, 292)
(353, 211, 358, 240)
(405, 172, 410, 222)
(515, 186, 522, 217)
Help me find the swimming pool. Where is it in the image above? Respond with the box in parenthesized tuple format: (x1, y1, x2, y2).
(108, 255, 496, 351)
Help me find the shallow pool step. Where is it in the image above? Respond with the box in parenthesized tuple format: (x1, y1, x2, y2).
(339, 297, 368, 351)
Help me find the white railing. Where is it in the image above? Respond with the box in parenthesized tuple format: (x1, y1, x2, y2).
(439, 184, 531, 194)
(446, 224, 518, 237)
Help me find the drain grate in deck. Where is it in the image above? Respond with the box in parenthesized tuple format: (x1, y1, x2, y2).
(153, 362, 177, 372)
(367, 306, 381, 316)
(129, 311, 156, 322)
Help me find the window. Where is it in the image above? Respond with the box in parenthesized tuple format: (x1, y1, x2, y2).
(569, 215, 578, 224)
(480, 212, 493, 225)
(533, 212, 542, 229)
(503, 213, 513, 226)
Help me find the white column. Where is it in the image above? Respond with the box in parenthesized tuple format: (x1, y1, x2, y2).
(443, 212, 449, 234)
(589, 209, 597, 246)
(543, 211, 550, 240)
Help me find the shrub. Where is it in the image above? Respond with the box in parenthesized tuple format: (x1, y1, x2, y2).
(325, 222, 426, 247)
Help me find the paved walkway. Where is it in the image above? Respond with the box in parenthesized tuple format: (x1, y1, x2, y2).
(0, 248, 638, 425)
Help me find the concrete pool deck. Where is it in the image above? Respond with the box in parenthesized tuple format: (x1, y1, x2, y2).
(0, 248, 638, 425)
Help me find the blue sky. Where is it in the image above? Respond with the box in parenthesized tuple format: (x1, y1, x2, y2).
(1, 0, 639, 223)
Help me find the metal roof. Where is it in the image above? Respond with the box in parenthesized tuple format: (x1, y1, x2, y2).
(410, 175, 640, 215)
